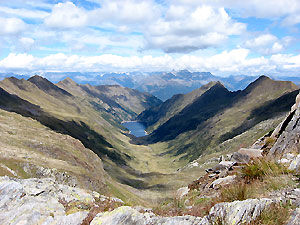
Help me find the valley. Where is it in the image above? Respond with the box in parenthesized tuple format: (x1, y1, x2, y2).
(1, 0, 300, 223)
(0, 74, 300, 224)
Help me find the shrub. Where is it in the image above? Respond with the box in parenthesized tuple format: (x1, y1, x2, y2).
(241, 159, 290, 182)
(152, 197, 185, 217)
(219, 182, 251, 202)
(242, 163, 264, 181)
(264, 137, 276, 148)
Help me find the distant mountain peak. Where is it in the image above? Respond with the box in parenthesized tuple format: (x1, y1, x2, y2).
(256, 75, 271, 82)
(28, 75, 45, 81)
(28, 75, 72, 97)
(59, 77, 77, 86)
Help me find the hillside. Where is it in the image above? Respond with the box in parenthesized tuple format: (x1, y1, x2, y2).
(0, 76, 167, 199)
(138, 76, 299, 162)
(0, 108, 107, 192)
(1, 89, 300, 224)
(137, 81, 219, 132)
(57, 77, 161, 121)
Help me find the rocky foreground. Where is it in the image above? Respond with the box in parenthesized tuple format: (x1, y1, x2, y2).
(1, 175, 299, 225)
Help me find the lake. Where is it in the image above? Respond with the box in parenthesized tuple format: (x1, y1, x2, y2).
(122, 121, 147, 137)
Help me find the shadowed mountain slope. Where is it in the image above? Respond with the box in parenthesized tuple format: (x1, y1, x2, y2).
(137, 76, 299, 161)
(137, 81, 219, 132)
(0, 76, 162, 188)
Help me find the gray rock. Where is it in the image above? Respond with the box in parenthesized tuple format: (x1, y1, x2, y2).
(206, 161, 235, 174)
(231, 152, 250, 164)
(269, 92, 300, 156)
(0, 176, 120, 225)
(177, 186, 190, 199)
(287, 208, 300, 225)
(205, 198, 274, 225)
(209, 175, 236, 189)
(238, 148, 263, 158)
(90, 206, 205, 225)
(288, 154, 300, 172)
(269, 188, 300, 207)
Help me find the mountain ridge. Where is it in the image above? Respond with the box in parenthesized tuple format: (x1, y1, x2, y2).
(137, 76, 299, 162)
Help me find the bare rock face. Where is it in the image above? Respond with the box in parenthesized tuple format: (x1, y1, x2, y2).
(0, 176, 122, 225)
(288, 154, 300, 173)
(269, 91, 300, 157)
(287, 208, 300, 225)
(90, 206, 205, 225)
(91, 198, 278, 225)
(205, 198, 274, 225)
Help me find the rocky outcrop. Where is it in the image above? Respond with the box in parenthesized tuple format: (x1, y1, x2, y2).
(205, 198, 274, 225)
(269, 91, 300, 157)
(90, 198, 278, 225)
(91, 206, 204, 225)
(289, 154, 300, 173)
(287, 208, 300, 225)
(0, 176, 122, 225)
(266, 91, 300, 174)
(2, 175, 299, 225)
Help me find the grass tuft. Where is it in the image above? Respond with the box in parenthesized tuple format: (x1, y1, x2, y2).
(250, 202, 296, 225)
(219, 182, 251, 202)
(241, 159, 290, 182)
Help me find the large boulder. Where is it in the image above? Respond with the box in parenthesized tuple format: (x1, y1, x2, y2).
(90, 206, 204, 225)
(205, 198, 274, 225)
(269, 91, 300, 156)
(231, 152, 250, 164)
(0, 176, 121, 225)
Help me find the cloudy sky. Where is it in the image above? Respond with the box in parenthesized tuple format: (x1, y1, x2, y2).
(0, 0, 299, 76)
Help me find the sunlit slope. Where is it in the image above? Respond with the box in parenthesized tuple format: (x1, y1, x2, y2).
(57, 77, 162, 122)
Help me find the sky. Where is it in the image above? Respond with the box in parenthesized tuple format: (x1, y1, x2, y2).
(0, 0, 299, 76)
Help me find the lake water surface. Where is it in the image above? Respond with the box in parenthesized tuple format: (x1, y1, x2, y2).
(122, 121, 147, 137)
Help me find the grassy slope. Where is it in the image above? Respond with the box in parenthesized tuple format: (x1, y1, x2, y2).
(0, 76, 170, 204)
(1, 75, 298, 206)
(57, 77, 162, 121)
(0, 108, 107, 193)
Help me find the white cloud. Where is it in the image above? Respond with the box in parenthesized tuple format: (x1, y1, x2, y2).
(144, 5, 246, 53)
(224, 0, 300, 18)
(244, 34, 292, 55)
(0, 17, 27, 35)
(282, 13, 300, 26)
(44, 2, 88, 28)
(0, 53, 34, 69)
(1, 50, 299, 76)
(271, 54, 300, 69)
(19, 37, 35, 50)
(0, 6, 49, 19)
(172, 0, 300, 20)
(90, 0, 160, 25)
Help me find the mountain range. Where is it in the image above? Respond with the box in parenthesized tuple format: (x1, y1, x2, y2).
(0, 74, 299, 215)
(2, 71, 300, 101)
(137, 76, 299, 161)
